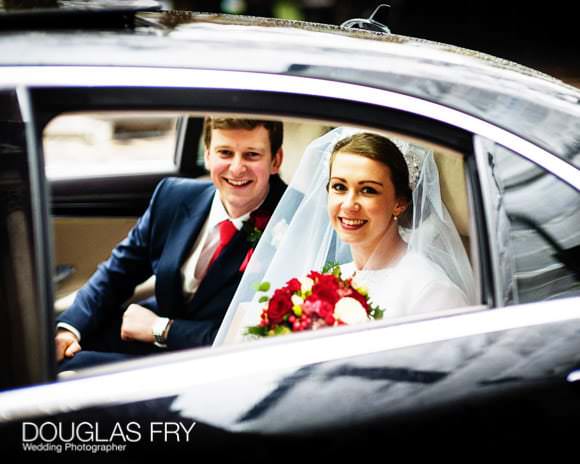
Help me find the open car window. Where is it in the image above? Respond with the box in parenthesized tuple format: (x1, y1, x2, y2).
(45, 112, 483, 377)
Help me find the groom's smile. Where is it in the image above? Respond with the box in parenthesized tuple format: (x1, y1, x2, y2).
(223, 177, 253, 188)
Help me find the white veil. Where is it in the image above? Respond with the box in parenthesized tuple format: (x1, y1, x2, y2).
(214, 127, 476, 345)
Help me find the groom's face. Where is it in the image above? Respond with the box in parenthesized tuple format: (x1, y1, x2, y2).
(204, 126, 283, 218)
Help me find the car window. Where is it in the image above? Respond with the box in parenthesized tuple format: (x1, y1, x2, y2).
(43, 112, 178, 179)
(48, 114, 482, 377)
(477, 136, 580, 305)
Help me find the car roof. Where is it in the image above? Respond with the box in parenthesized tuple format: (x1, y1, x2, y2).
(0, 11, 578, 163)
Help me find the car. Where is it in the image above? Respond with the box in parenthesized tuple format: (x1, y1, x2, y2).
(0, 1, 579, 458)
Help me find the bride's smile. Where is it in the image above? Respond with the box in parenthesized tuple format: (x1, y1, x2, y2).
(338, 217, 368, 230)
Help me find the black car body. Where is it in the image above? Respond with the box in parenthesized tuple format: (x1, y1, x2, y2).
(0, 2, 579, 458)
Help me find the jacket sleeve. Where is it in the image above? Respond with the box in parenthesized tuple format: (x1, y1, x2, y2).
(165, 318, 220, 350)
(57, 179, 170, 338)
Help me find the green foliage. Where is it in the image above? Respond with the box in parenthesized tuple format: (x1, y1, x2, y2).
(272, 325, 292, 336)
(245, 326, 268, 337)
(253, 281, 271, 292)
(370, 305, 384, 320)
(322, 261, 341, 277)
(242, 217, 265, 248)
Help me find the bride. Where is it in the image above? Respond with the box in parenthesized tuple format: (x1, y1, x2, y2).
(214, 127, 476, 344)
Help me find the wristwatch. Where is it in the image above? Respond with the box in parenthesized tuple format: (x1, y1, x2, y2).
(152, 317, 171, 348)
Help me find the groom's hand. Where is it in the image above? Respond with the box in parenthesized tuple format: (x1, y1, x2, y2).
(55, 329, 81, 362)
(121, 304, 157, 343)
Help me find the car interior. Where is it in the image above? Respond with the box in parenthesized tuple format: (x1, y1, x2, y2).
(43, 111, 481, 375)
(2, 111, 487, 384)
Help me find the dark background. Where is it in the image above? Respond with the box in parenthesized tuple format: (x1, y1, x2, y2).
(167, 0, 580, 87)
(1, 1, 577, 85)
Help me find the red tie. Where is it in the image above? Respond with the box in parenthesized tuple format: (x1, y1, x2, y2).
(208, 220, 238, 268)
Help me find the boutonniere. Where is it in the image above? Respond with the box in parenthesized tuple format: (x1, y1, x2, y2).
(239, 211, 271, 272)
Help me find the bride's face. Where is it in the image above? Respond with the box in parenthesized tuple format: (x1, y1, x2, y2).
(328, 152, 407, 251)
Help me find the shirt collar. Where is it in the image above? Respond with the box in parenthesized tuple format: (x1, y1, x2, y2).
(208, 189, 267, 231)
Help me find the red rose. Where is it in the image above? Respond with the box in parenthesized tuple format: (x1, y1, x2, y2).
(309, 275, 340, 306)
(307, 270, 321, 281)
(267, 288, 293, 324)
(317, 273, 340, 288)
(324, 314, 335, 326)
(316, 300, 334, 319)
(286, 278, 301, 293)
(252, 212, 270, 231)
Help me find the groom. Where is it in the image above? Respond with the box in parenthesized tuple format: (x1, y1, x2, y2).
(55, 117, 286, 369)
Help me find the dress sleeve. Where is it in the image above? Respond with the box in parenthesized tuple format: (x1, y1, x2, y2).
(410, 280, 469, 314)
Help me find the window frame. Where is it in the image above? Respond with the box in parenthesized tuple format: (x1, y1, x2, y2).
(474, 134, 580, 306)
(21, 67, 569, 385)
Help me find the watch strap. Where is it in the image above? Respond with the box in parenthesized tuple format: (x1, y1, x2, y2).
(152, 317, 170, 348)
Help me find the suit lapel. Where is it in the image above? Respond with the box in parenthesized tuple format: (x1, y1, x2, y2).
(187, 230, 249, 314)
(181, 175, 287, 318)
(156, 187, 214, 315)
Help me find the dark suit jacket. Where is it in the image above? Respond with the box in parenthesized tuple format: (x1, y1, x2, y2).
(58, 175, 286, 351)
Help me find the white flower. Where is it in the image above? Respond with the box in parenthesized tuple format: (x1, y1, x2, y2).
(333, 297, 368, 325)
(300, 277, 314, 293)
(291, 294, 304, 306)
(270, 219, 289, 248)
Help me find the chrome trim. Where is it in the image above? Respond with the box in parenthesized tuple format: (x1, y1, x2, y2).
(0, 297, 579, 422)
(19, 85, 54, 380)
(473, 135, 503, 306)
(464, 161, 483, 305)
(0, 67, 578, 189)
(15, 86, 31, 123)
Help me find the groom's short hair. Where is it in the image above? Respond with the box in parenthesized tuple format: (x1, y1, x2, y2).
(203, 117, 284, 156)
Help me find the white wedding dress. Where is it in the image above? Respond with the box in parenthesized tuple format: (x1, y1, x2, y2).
(341, 251, 468, 319)
(221, 250, 469, 344)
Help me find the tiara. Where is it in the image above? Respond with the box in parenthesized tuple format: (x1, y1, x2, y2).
(391, 139, 423, 191)
(324, 129, 426, 191)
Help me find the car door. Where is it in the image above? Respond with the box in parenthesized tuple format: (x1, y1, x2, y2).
(2, 68, 580, 455)
(0, 88, 52, 390)
(474, 135, 580, 305)
(14, 67, 576, 374)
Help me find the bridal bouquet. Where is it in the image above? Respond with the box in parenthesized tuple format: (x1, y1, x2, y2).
(246, 264, 384, 337)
